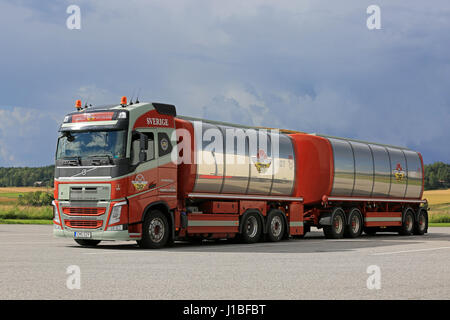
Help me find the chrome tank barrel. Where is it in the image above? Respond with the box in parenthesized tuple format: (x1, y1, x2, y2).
(189, 120, 296, 196)
(326, 137, 423, 198)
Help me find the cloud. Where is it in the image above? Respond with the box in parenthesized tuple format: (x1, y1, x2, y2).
(0, 0, 449, 165)
(0, 107, 60, 166)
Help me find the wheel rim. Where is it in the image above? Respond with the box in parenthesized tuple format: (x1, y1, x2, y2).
(270, 215, 283, 238)
(246, 216, 258, 238)
(418, 214, 426, 231)
(333, 214, 343, 234)
(149, 217, 165, 243)
(351, 214, 360, 234)
(405, 214, 413, 232)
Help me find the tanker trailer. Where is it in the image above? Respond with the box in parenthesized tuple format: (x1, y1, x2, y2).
(288, 133, 425, 238)
(173, 115, 426, 245)
(53, 99, 427, 249)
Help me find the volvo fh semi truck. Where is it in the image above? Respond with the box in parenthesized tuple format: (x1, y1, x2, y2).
(52, 98, 428, 248)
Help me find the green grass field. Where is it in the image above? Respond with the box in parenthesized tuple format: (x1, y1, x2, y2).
(0, 187, 53, 223)
(0, 187, 449, 226)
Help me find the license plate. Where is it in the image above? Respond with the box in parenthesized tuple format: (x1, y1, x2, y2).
(74, 231, 92, 239)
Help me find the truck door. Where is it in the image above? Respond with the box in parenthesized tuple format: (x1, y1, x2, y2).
(127, 129, 159, 224)
(155, 129, 177, 209)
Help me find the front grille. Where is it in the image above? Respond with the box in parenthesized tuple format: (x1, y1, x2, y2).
(65, 220, 103, 229)
(62, 207, 106, 216)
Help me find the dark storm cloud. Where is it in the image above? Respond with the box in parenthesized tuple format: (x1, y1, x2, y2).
(0, 0, 449, 165)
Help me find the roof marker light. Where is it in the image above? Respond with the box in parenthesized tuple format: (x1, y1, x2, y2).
(75, 100, 82, 111)
(121, 96, 127, 107)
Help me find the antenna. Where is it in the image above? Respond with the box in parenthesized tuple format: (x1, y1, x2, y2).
(84, 94, 91, 109)
(129, 88, 136, 105)
(135, 88, 141, 104)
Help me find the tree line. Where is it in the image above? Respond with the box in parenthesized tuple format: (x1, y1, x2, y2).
(0, 162, 448, 190)
(0, 165, 54, 187)
(424, 162, 449, 190)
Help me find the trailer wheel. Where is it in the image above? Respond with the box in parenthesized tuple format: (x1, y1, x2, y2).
(323, 208, 345, 239)
(74, 239, 101, 247)
(241, 213, 262, 244)
(413, 209, 428, 235)
(399, 209, 414, 236)
(267, 211, 285, 242)
(344, 208, 363, 238)
(139, 210, 169, 249)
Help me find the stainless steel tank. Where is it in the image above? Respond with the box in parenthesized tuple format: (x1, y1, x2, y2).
(189, 120, 296, 196)
(326, 136, 423, 199)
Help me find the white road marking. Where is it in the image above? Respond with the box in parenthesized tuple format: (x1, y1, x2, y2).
(371, 246, 450, 256)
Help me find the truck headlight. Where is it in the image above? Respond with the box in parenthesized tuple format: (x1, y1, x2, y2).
(52, 201, 60, 224)
(109, 201, 127, 225)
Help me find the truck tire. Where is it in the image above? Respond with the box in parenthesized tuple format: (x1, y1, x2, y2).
(344, 208, 363, 238)
(139, 210, 169, 249)
(241, 212, 262, 244)
(323, 208, 345, 239)
(399, 209, 414, 236)
(413, 209, 428, 235)
(267, 211, 285, 242)
(74, 239, 101, 247)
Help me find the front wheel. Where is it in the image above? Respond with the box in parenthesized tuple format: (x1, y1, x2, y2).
(139, 210, 170, 249)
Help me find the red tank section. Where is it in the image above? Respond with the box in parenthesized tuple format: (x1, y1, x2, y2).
(289, 133, 334, 205)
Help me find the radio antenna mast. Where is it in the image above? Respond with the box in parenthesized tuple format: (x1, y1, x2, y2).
(135, 88, 141, 104)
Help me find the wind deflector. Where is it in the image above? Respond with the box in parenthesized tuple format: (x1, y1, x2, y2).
(152, 103, 177, 117)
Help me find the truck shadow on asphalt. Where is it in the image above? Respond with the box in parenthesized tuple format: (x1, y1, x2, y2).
(71, 230, 450, 254)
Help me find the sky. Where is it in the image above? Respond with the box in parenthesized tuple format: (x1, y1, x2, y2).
(0, 0, 449, 166)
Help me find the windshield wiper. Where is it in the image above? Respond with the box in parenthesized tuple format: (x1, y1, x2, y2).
(62, 156, 81, 166)
(87, 154, 113, 165)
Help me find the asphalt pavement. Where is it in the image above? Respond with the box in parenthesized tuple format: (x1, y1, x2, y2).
(1, 224, 449, 299)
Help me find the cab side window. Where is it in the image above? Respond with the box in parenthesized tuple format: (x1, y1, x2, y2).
(131, 131, 155, 165)
(145, 132, 155, 161)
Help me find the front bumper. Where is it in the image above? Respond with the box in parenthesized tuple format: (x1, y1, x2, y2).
(53, 199, 140, 241)
(53, 227, 138, 241)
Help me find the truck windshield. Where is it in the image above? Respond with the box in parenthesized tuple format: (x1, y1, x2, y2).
(56, 130, 127, 160)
